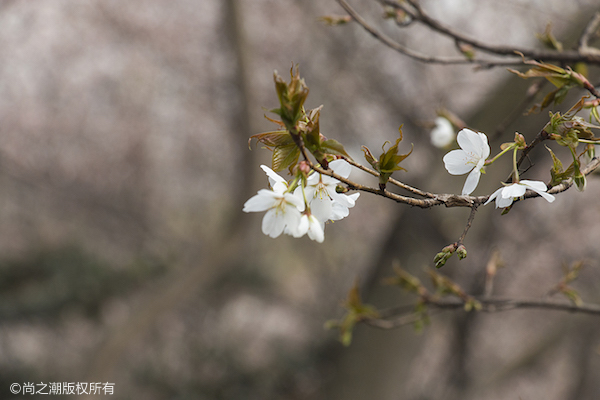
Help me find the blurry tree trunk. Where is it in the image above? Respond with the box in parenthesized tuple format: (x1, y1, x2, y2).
(84, 0, 258, 387)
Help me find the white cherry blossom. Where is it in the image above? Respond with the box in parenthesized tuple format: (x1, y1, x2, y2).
(288, 213, 325, 243)
(430, 117, 455, 148)
(302, 159, 359, 224)
(243, 165, 305, 238)
(443, 128, 490, 195)
(485, 180, 555, 209)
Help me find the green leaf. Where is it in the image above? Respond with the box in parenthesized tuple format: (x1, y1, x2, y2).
(509, 59, 586, 109)
(273, 66, 309, 130)
(272, 143, 300, 173)
(361, 145, 378, 169)
(321, 139, 351, 159)
(375, 126, 413, 186)
(546, 146, 572, 186)
(250, 130, 294, 148)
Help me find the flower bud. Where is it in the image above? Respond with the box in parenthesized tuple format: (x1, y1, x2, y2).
(298, 161, 311, 176)
(456, 245, 467, 260)
(574, 173, 587, 192)
(434, 250, 453, 269)
(514, 132, 526, 149)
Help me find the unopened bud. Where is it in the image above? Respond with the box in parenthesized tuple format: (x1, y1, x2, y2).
(456, 245, 467, 260)
(298, 161, 311, 176)
(514, 132, 526, 148)
(574, 173, 587, 192)
(434, 251, 453, 269)
(442, 244, 457, 253)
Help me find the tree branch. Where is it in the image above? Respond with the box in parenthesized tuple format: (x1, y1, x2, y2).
(365, 296, 600, 329)
(340, 0, 600, 67)
(336, 0, 522, 68)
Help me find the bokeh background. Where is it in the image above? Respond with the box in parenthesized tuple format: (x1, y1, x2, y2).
(2, 0, 600, 399)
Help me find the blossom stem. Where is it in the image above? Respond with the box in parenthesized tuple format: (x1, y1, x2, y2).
(578, 139, 600, 144)
(512, 146, 520, 182)
(485, 144, 515, 166)
(286, 173, 302, 194)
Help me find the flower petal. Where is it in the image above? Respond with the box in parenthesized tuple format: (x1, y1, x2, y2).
(462, 168, 481, 195)
(536, 190, 556, 203)
(456, 129, 490, 160)
(329, 159, 352, 179)
(501, 183, 527, 199)
(520, 180, 548, 192)
(521, 180, 555, 203)
(496, 194, 514, 208)
(310, 196, 334, 222)
(457, 129, 481, 154)
(443, 150, 474, 175)
(484, 187, 503, 206)
(284, 191, 305, 212)
(329, 191, 356, 208)
(306, 215, 325, 243)
(260, 165, 287, 192)
(479, 132, 490, 159)
(243, 190, 277, 212)
(262, 209, 285, 238)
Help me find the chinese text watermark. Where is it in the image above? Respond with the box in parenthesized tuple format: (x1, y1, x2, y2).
(10, 382, 114, 395)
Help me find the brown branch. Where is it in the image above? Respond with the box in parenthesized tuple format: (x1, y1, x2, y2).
(338, 0, 600, 67)
(457, 204, 478, 245)
(302, 149, 482, 208)
(336, 0, 523, 68)
(343, 156, 436, 198)
(297, 133, 600, 209)
(378, 0, 600, 65)
(394, 0, 532, 56)
(547, 156, 600, 194)
(365, 296, 600, 329)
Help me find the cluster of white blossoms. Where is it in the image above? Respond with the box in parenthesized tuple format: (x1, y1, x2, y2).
(443, 128, 555, 208)
(243, 159, 359, 242)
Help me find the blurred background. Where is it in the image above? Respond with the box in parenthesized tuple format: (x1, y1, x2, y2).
(1, 0, 600, 399)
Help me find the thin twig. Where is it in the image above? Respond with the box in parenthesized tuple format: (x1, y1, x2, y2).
(377, 0, 600, 65)
(365, 296, 600, 329)
(343, 156, 436, 198)
(457, 204, 478, 245)
(578, 12, 600, 55)
(336, 0, 523, 68)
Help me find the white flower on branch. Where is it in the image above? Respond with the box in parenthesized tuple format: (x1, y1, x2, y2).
(288, 213, 325, 243)
(243, 165, 305, 238)
(484, 180, 555, 209)
(443, 128, 490, 195)
(430, 117, 455, 148)
(301, 159, 360, 226)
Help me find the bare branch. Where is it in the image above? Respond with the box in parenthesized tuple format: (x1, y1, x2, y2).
(341, 0, 600, 67)
(365, 296, 600, 329)
(343, 156, 436, 198)
(336, 0, 522, 68)
(457, 204, 478, 245)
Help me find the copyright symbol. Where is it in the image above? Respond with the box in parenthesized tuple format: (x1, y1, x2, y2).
(9, 383, 21, 394)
